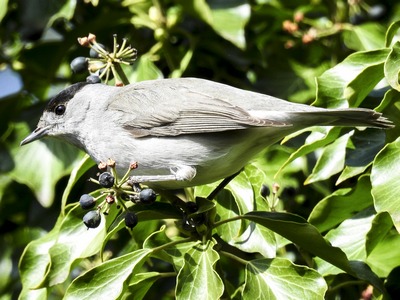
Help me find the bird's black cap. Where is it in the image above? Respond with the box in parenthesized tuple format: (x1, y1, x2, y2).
(45, 82, 90, 113)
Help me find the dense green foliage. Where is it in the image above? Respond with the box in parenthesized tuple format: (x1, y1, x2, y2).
(1, 0, 400, 299)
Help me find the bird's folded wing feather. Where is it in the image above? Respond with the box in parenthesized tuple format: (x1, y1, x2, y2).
(108, 83, 290, 137)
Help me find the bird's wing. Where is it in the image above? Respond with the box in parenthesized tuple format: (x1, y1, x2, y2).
(107, 80, 290, 137)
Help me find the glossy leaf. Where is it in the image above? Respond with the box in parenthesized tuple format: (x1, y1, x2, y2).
(11, 124, 82, 207)
(243, 211, 384, 292)
(366, 213, 400, 277)
(127, 272, 164, 299)
(384, 41, 400, 91)
(371, 137, 400, 232)
(314, 49, 390, 108)
(343, 23, 385, 51)
(385, 20, 400, 47)
(209, 0, 250, 49)
(305, 131, 352, 184)
(176, 240, 224, 300)
(279, 127, 341, 176)
(37, 205, 106, 287)
(61, 154, 95, 212)
(309, 175, 373, 232)
(315, 209, 375, 275)
(64, 249, 152, 299)
(337, 129, 387, 184)
(242, 258, 327, 299)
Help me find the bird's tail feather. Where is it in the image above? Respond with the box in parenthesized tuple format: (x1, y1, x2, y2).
(297, 108, 394, 129)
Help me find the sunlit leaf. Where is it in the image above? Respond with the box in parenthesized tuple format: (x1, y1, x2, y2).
(209, 0, 250, 49)
(385, 20, 400, 47)
(11, 124, 82, 207)
(38, 205, 106, 287)
(315, 49, 389, 108)
(242, 258, 327, 299)
(305, 131, 352, 184)
(337, 129, 387, 184)
(314, 208, 375, 275)
(64, 248, 152, 300)
(371, 137, 400, 232)
(343, 23, 385, 51)
(176, 240, 224, 300)
(309, 175, 373, 232)
(0, 0, 8, 22)
(243, 211, 384, 292)
(384, 41, 400, 91)
(366, 213, 400, 277)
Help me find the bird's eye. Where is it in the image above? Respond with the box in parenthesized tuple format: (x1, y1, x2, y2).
(54, 104, 66, 116)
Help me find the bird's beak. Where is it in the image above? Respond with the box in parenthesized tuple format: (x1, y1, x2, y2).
(20, 126, 50, 146)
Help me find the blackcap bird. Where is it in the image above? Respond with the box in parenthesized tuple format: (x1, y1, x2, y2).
(21, 78, 393, 189)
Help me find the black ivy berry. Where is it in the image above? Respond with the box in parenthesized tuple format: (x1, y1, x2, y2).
(86, 75, 101, 84)
(184, 201, 205, 228)
(139, 189, 157, 204)
(79, 194, 96, 209)
(89, 43, 106, 58)
(83, 210, 101, 229)
(186, 201, 198, 213)
(260, 184, 270, 198)
(125, 212, 138, 229)
(70, 57, 88, 73)
(99, 172, 115, 188)
(181, 215, 196, 232)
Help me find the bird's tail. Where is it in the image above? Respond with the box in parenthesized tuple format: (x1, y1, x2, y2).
(296, 108, 394, 129)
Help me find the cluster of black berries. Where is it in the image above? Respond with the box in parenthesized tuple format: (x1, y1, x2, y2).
(79, 159, 157, 230)
(181, 201, 205, 233)
(70, 33, 137, 85)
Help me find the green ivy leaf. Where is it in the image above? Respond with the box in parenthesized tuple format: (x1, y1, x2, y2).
(61, 154, 94, 212)
(279, 127, 341, 177)
(11, 124, 82, 207)
(243, 211, 384, 292)
(18, 203, 105, 292)
(64, 248, 152, 299)
(209, 0, 250, 49)
(343, 23, 385, 51)
(177, 0, 213, 25)
(385, 20, 400, 47)
(314, 208, 375, 275)
(337, 129, 387, 184)
(305, 131, 352, 184)
(176, 240, 224, 300)
(38, 205, 106, 287)
(371, 137, 400, 232)
(223, 172, 277, 257)
(309, 175, 373, 232)
(165, 241, 200, 272)
(47, 0, 77, 27)
(0, 0, 8, 22)
(384, 41, 400, 91)
(127, 272, 164, 299)
(129, 54, 164, 82)
(366, 213, 400, 277)
(315, 49, 389, 108)
(242, 258, 327, 299)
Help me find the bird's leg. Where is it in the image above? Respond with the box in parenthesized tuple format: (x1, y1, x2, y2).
(127, 165, 197, 184)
